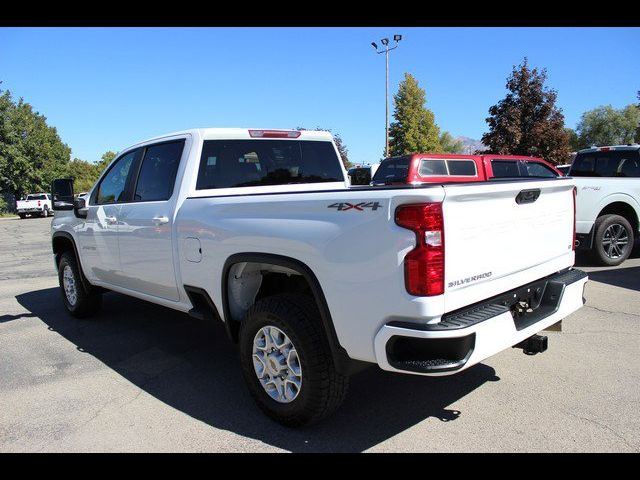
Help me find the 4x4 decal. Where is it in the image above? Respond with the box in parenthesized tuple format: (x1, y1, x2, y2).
(327, 202, 382, 211)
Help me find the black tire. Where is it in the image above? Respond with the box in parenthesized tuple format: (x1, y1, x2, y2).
(592, 214, 634, 266)
(239, 293, 349, 427)
(41, 206, 49, 218)
(18, 213, 26, 219)
(58, 251, 102, 318)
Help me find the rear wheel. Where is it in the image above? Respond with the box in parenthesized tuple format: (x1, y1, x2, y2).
(239, 294, 348, 426)
(592, 214, 634, 266)
(58, 251, 102, 318)
(41, 206, 49, 217)
(18, 213, 26, 219)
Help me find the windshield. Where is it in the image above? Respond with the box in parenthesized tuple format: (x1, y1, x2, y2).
(372, 156, 411, 184)
(571, 150, 640, 177)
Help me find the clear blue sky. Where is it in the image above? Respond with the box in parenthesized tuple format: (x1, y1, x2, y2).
(1, 27, 639, 165)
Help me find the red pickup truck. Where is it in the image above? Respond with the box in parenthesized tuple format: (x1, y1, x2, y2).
(371, 153, 562, 185)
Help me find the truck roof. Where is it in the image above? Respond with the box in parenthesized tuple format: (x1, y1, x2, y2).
(128, 128, 333, 149)
(577, 144, 640, 153)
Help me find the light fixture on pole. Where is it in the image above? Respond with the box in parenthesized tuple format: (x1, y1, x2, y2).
(371, 34, 402, 158)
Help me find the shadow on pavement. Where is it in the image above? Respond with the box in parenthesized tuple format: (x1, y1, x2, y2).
(15, 287, 498, 452)
(582, 266, 640, 292)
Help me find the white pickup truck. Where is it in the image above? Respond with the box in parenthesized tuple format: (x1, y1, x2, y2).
(16, 193, 53, 219)
(50, 128, 588, 426)
(569, 144, 640, 265)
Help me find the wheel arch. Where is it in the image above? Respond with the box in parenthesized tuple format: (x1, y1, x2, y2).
(52, 231, 92, 292)
(597, 200, 639, 234)
(221, 252, 355, 375)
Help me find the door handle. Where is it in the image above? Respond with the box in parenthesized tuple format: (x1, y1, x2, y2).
(152, 216, 169, 226)
(105, 216, 117, 225)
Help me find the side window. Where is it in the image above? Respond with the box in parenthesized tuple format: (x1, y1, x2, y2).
(491, 160, 521, 178)
(95, 151, 136, 204)
(134, 140, 185, 202)
(419, 159, 448, 176)
(523, 161, 558, 178)
(446, 160, 477, 176)
(616, 156, 640, 177)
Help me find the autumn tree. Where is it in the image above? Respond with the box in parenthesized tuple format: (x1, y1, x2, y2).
(388, 73, 441, 157)
(482, 59, 570, 164)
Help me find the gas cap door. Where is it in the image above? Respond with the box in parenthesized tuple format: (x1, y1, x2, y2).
(184, 237, 202, 263)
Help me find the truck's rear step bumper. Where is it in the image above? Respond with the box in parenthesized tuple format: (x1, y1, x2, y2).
(374, 269, 588, 376)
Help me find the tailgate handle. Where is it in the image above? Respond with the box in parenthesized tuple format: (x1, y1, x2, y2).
(515, 189, 541, 204)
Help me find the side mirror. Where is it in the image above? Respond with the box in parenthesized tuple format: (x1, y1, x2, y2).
(51, 178, 75, 210)
(74, 196, 88, 219)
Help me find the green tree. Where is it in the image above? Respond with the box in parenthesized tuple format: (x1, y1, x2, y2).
(481, 58, 570, 165)
(576, 104, 640, 148)
(0, 86, 71, 203)
(565, 127, 580, 152)
(439, 132, 464, 154)
(66, 158, 101, 193)
(296, 127, 351, 169)
(95, 150, 117, 174)
(388, 73, 441, 157)
(636, 91, 640, 141)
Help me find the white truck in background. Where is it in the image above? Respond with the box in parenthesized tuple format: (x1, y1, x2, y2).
(16, 193, 53, 219)
(50, 128, 587, 426)
(569, 145, 640, 265)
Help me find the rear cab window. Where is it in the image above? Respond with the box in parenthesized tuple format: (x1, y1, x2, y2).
(196, 140, 343, 190)
(490, 159, 558, 179)
(571, 150, 640, 177)
(490, 160, 521, 178)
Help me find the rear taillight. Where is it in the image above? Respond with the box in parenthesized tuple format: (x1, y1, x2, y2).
(572, 186, 577, 251)
(248, 129, 301, 138)
(37, 200, 41, 207)
(395, 203, 444, 296)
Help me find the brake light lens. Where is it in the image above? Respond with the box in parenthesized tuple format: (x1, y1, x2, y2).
(248, 129, 301, 138)
(572, 186, 577, 251)
(37, 200, 41, 207)
(395, 203, 445, 296)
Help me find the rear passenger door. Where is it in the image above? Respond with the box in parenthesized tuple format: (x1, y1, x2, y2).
(117, 137, 189, 301)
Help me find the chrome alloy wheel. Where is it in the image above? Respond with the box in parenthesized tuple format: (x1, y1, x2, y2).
(602, 223, 629, 259)
(252, 326, 302, 403)
(62, 265, 78, 306)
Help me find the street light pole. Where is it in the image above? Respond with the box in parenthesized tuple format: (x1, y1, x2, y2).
(372, 35, 402, 158)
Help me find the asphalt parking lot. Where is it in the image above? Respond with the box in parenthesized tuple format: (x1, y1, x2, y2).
(0, 215, 639, 452)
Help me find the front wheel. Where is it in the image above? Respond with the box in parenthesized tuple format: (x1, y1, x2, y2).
(58, 252, 102, 318)
(239, 294, 349, 427)
(592, 214, 634, 266)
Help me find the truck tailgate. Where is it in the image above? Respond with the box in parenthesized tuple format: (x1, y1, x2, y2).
(442, 179, 575, 312)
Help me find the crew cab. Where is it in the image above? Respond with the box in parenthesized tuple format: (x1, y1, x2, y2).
(371, 153, 562, 185)
(16, 193, 53, 219)
(50, 128, 587, 426)
(569, 144, 640, 265)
